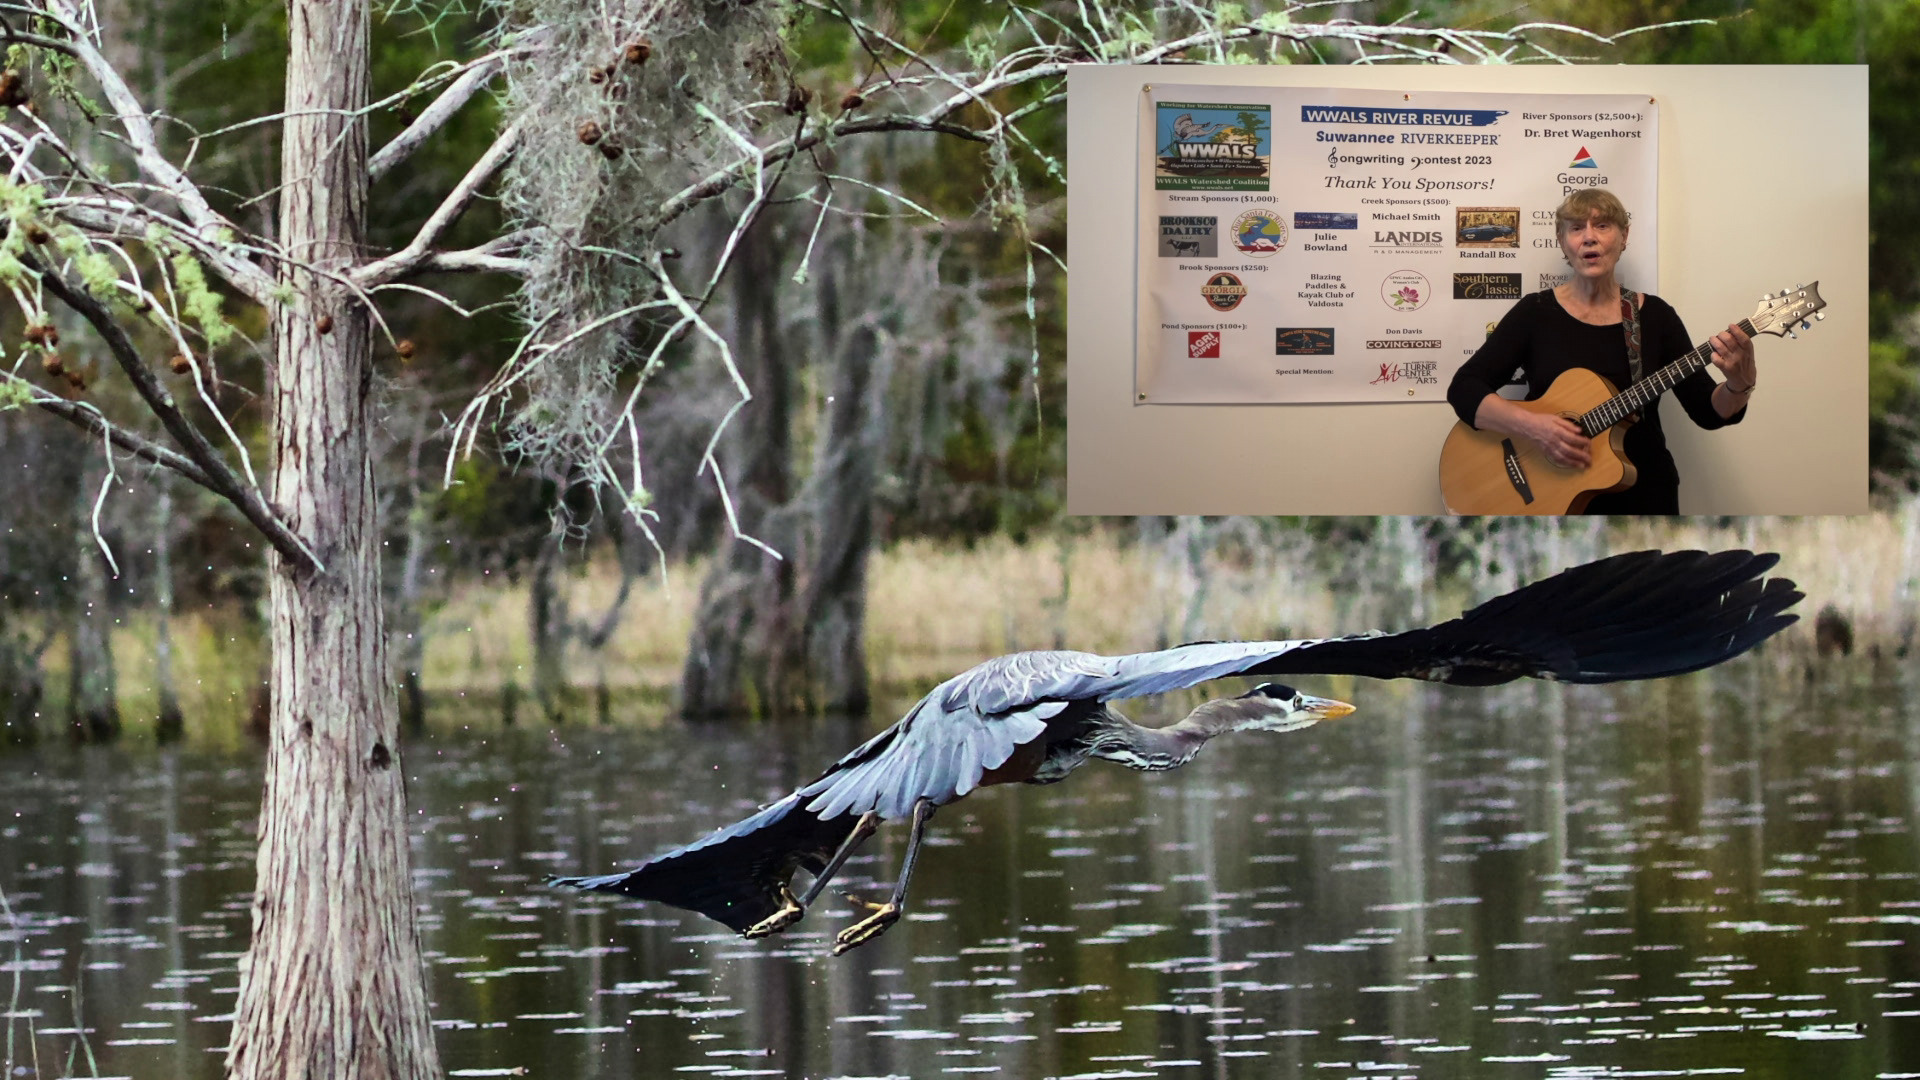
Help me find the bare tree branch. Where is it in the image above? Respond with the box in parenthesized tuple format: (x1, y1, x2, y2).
(368, 51, 509, 182)
(355, 121, 522, 287)
(28, 254, 324, 575)
(36, 0, 279, 305)
(12, 382, 218, 489)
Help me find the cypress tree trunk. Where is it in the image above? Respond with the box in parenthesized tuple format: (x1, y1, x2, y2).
(225, 3, 440, 1077)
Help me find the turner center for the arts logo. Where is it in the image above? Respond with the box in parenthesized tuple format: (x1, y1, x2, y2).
(1159, 215, 1219, 258)
(1154, 102, 1272, 191)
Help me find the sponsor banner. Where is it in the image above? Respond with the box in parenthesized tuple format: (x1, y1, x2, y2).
(1137, 85, 1656, 403)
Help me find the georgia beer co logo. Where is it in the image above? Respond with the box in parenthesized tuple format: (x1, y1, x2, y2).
(1201, 272, 1249, 312)
(1188, 330, 1222, 358)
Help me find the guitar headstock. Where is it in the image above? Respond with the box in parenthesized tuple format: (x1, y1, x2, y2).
(1749, 282, 1827, 338)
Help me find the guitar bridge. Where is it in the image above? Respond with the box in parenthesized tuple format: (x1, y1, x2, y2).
(1500, 439, 1535, 505)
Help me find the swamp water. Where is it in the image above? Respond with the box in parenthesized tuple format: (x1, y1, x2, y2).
(3, 658, 1918, 1079)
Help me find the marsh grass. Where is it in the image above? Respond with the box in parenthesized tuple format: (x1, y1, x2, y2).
(20, 507, 1917, 736)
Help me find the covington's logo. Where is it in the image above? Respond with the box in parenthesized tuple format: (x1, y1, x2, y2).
(1366, 338, 1444, 348)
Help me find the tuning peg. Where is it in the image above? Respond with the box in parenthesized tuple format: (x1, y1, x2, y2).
(1801, 320, 1811, 330)
(1788, 331, 1798, 339)
(1761, 292, 1773, 300)
(1815, 312, 1825, 321)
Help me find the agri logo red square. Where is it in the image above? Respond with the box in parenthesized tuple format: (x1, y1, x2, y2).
(1188, 330, 1221, 358)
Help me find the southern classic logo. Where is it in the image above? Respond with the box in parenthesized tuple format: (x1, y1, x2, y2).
(1381, 270, 1429, 312)
(1201, 272, 1249, 312)
(1455, 207, 1520, 247)
(1453, 273, 1523, 299)
(1159, 215, 1219, 258)
(1275, 328, 1335, 356)
(1232, 209, 1287, 257)
(1154, 102, 1272, 191)
(1188, 330, 1222, 358)
(1292, 212, 1357, 230)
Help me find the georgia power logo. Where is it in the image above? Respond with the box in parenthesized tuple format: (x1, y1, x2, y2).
(1188, 330, 1222, 358)
(1232, 209, 1287, 257)
(1201, 272, 1249, 312)
(1567, 146, 1599, 170)
(1381, 269, 1429, 312)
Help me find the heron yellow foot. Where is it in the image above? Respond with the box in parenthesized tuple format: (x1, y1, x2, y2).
(830, 902, 900, 955)
(838, 890, 888, 913)
(743, 896, 804, 939)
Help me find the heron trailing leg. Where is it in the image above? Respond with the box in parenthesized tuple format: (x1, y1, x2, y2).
(742, 811, 881, 939)
(833, 796, 935, 955)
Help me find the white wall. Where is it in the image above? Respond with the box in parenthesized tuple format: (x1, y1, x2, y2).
(1066, 64, 1868, 515)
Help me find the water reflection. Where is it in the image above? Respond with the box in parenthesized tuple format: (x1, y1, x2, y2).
(3, 658, 1918, 1079)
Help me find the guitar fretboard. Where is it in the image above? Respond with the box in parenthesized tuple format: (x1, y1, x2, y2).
(1576, 318, 1756, 436)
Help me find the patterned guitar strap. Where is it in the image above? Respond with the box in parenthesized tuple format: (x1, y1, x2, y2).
(1619, 287, 1643, 383)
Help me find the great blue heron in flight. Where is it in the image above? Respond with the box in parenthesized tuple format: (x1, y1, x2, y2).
(552, 550, 1798, 954)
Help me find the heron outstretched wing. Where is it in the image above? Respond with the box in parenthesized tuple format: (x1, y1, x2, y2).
(973, 549, 1799, 707)
(796, 689, 1075, 820)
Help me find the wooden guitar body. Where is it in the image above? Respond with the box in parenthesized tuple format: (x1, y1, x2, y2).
(1439, 368, 1637, 515)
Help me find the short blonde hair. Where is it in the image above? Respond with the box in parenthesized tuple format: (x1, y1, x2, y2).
(1555, 188, 1632, 238)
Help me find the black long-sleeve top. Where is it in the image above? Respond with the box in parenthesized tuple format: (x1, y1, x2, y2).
(1445, 289, 1744, 514)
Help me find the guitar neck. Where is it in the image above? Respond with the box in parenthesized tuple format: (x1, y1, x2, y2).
(1576, 317, 1755, 436)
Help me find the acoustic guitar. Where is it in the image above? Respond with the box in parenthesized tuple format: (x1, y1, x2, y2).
(1438, 283, 1827, 515)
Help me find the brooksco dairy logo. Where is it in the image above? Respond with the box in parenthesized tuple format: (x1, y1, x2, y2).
(1159, 215, 1219, 258)
(1188, 330, 1221, 358)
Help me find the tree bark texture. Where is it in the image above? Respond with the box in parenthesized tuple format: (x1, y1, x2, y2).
(153, 480, 185, 743)
(226, 3, 440, 1078)
(803, 319, 880, 715)
(67, 455, 120, 743)
(679, 216, 805, 718)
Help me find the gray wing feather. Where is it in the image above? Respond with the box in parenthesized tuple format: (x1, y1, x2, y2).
(799, 676, 1071, 820)
(956, 642, 1327, 707)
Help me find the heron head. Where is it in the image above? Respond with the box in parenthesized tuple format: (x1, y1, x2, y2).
(1230, 682, 1356, 733)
